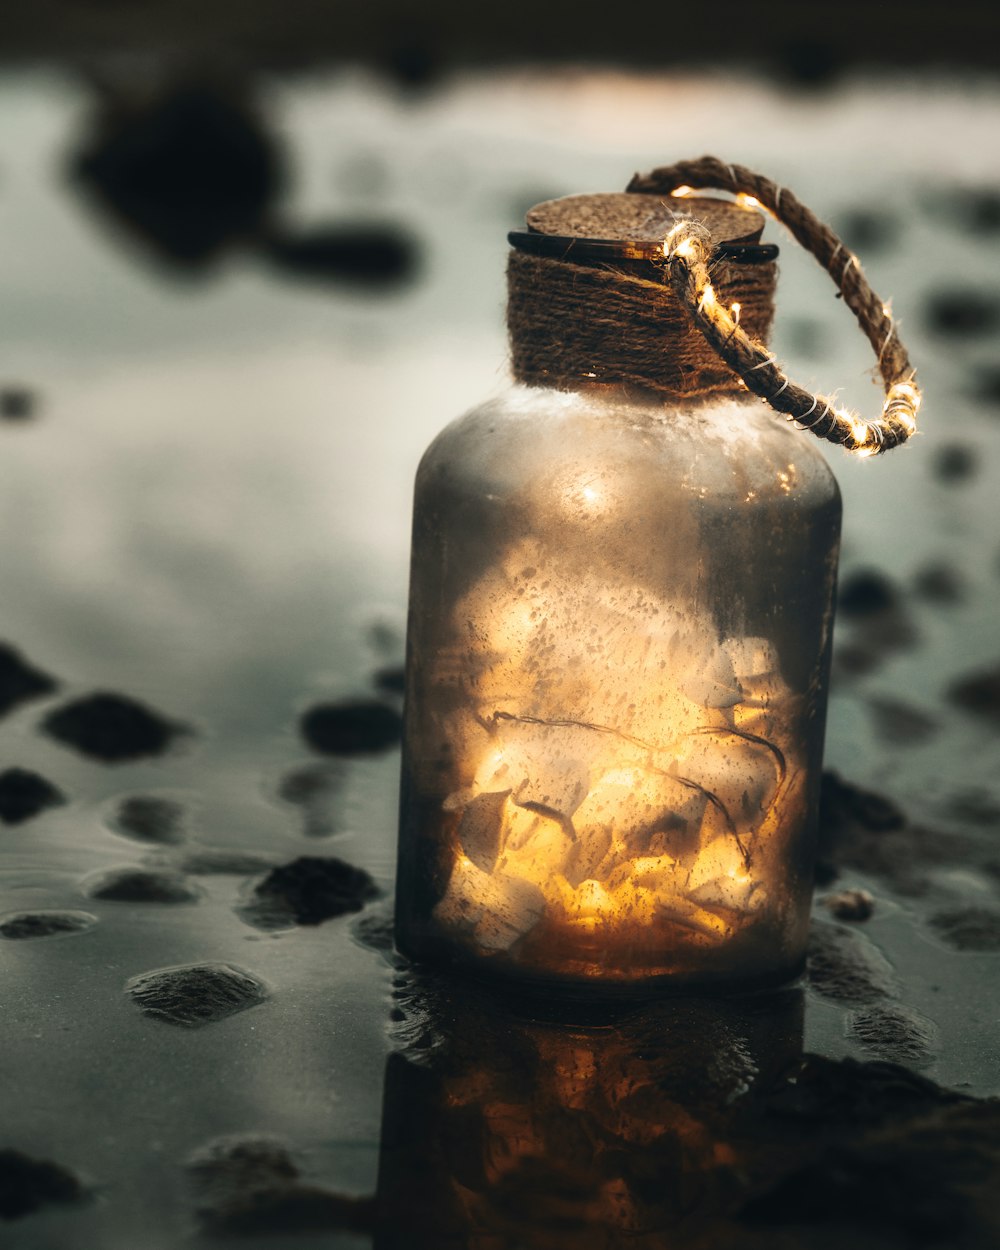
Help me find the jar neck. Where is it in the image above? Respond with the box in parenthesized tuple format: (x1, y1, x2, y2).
(507, 249, 775, 402)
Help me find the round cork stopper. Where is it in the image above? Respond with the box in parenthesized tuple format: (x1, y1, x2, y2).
(525, 192, 765, 247)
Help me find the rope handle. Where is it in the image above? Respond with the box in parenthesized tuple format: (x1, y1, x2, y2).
(627, 157, 920, 455)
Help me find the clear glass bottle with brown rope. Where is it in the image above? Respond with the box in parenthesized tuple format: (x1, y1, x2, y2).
(395, 187, 843, 992)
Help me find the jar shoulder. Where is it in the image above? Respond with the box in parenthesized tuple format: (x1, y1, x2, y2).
(417, 386, 841, 512)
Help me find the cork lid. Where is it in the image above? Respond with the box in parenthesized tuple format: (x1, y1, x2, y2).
(511, 193, 776, 265)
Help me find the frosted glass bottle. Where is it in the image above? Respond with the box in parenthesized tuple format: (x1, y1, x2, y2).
(396, 382, 841, 992)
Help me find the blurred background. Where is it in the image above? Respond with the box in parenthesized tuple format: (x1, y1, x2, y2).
(1, 6, 999, 1248)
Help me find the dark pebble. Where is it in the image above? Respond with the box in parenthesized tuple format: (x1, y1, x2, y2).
(834, 207, 899, 253)
(820, 771, 905, 834)
(0, 768, 66, 825)
(73, 84, 283, 268)
(949, 788, 1000, 827)
(240, 856, 380, 929)
(775, 38, 843, 88)
(742, 1098, 999, 1241)
(42, 692, 186, 762)
(0, 387, 36, 421)
(947, 663, 1000, 725)
(300, 699, 401, 756)
(0, 1148, 86, 1220)
(831, 641, 883, 680)
(781, 316, 826, 361)
(847, 1003, 938, 1066)
(925, 288, 1000, 336)
(837, 568, 899, 616)
(815, 771, 922, 890)
(835, 570, 917, 652)
(928, 906, 1000, 952)
(948, 185, 1000, 233)
(127, 962, 268, 1027)
(968, 363, 1000, 406)
(277, 763, 345, 837)
(180, 848, 275, 875)
(0, 910, 97, 940)
(821, 888, 874, 922)
(85, 867, 200, 903)
(866, 696, 939, 746)
(763, 1054, 968, 1129)
(0, 643, 57, 718)
(372, 664, 406, 695)
(186, 1134, 374, 1234)
(111, 795, 186, 845)
(932, 442, 978, 483)
(912, 561, 965, 604)
(806, 922, 897, 1004)
(262, 225, 418, 289)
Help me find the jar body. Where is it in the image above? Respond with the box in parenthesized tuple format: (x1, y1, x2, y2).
(396, 385, 841, 991)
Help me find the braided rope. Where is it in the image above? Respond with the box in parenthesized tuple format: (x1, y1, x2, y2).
(627, 157, 921, 455)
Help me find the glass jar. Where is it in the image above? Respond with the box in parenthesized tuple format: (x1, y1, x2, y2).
(396, 381, 840, 993)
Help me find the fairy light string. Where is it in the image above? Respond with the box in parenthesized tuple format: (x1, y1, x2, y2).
(628, 157, 921, 455)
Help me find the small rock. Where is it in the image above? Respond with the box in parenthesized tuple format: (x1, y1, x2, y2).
(968, 363, 1000, 406)
(42, 692, 187, 762)
(912, 562, 965, 604)
(300, 699, 401, 756)
(820, 771, 906, 834)
(127, 962, 268, 1027)
(262, 225, 418, 289)
(0, 910, 97, 940)
(925, 288, 1000, 336)
(948, 664, 1000, 726)
(763, 1054, 968, 1128)
(85, 867, 200, 903)
(866, 697, 939, 746)
(0, 387, 36, 421)
(0, 1148, 86, 1220)
(743, 1097, 1000, 1242)
(848, 1004, 939, 1066)
(372, 664, 405, 695)
(928, 906, 1000, 952)
(186, 1133, 373, 1234)
(277, 763, 345, 837)
(831, 642, 883, 680)
(73, 83, 283, 267)
(111, 795, 186, 845)
(949, 788, 1000, 827)
(0, 643, 57, 718)
(240, 856, 379, 929)
(836, 570, 916, 652)
(782, 316, 825, 361)
(0, 768, 66, 825)
(822, 888, 875, 922)
(806, 922, 897, 1003)
(835, 207, 899, 253)
(932, 442, 978, 484)
(837, 569, 899, 617)
(180, 848, 275, 875)
(775, 38, 843, 88)
(948, 185, 1000, 233)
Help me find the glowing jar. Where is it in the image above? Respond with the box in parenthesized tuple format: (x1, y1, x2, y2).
(396, 192, 841, 992)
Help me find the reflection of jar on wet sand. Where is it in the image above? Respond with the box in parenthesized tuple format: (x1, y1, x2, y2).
(374, 984, 805, 1249)
(397, 189, 842, 990)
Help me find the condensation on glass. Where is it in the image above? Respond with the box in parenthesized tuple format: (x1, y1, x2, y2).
(397, 384, 841, 990)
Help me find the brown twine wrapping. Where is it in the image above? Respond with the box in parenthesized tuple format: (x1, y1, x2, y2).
(508, 159, 920, 455)
(508, 248, 776, 399)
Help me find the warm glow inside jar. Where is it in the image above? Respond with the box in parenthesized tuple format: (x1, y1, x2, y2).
(396, 193, 842, 992)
